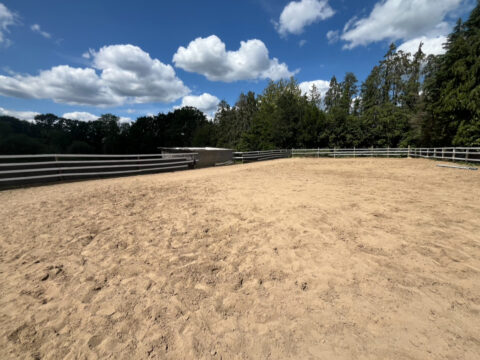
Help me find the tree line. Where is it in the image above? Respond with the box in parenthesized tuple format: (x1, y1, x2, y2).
(1, 3, 479, 154)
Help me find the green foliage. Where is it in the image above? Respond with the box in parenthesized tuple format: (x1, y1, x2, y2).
(67, 141, 94, 154)
(0, 107, 214, 154)
(324, 76, 341, 112)
(0, 133, 49, 154)
(423, 3, 480, 146)
(214, 92, 258, 149)
(237, 78, 328, 150)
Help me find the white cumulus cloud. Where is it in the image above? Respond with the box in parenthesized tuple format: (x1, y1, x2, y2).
(0, 106, 39, 122)
(92, 44, 189, 103)
(341, 0, 462, 49)
(179, 93, 220, 116)
(173, 35, 296, 82)
(275, 0, 335, 36)
(299, 79, 330, 98)
(62, 111, 99, 121)
(398, 35, 447, 56)
(63, 111, 132, 123)
(0, 44, 190, 107)
(0, 65, 124, 106)
(31, 24, 51, 39)
(0, 3, 16, 45)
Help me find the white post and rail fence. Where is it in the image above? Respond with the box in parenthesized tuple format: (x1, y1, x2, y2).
(290, 147, 480, 162)
(233, 147, 480, 163)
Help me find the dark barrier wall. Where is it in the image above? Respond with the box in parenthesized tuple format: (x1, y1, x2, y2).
(161, 148, 233, 168)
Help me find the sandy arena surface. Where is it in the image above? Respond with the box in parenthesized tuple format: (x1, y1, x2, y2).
(1, 158, 480, 359)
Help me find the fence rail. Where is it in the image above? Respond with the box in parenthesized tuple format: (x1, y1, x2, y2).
(410, 147, 480, 162)
(292, 147, 480, 163)
(234, 149, 291, 163)
(292, 148, 409, 158)
(0, 153, 197, 189)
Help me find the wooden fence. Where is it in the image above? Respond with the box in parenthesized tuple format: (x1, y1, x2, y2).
(291, 147, 480, 163)
(0, 153, 197, 189)
(234, 149, 291, 163)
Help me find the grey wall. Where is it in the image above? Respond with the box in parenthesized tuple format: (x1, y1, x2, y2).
(194, 149, 233, 168)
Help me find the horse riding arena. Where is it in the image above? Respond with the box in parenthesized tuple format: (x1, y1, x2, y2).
(1, 158, 479, 359)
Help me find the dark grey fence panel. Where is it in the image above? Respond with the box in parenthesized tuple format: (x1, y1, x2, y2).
(0, 153, 197, 189)
(233, 150, 291, 163)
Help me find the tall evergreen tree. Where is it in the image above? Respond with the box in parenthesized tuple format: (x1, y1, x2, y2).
(339, 72, 358, 113)
(324, 76, 341, 112)
(422, 2, 480, 146)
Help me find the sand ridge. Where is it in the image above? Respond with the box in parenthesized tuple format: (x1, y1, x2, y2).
(1, 158, 480, 359)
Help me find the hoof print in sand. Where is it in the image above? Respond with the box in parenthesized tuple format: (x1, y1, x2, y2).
(295, 280, 308, 291)
(87, 335, 104, 349)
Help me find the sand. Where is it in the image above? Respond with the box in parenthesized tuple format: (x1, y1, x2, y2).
(1, 158, 480, 359)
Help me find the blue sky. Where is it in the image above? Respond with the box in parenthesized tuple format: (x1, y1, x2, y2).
(0, 0, 475, 122)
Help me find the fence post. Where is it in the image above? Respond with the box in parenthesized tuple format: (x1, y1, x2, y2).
(317, 147, 319, 158)
(466, 148, 469, 161)
(452, 148, 456, 161)
(434, 148, 437, 158)
(354, 146, 356, 158)
(442, 148, 445, 159)
(55, 154, 62, 181)
(371, 146, 374, 157)
(408, 145, 410, 158)
(334, 147, 336, 159)
(387, 146, 390, 158)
